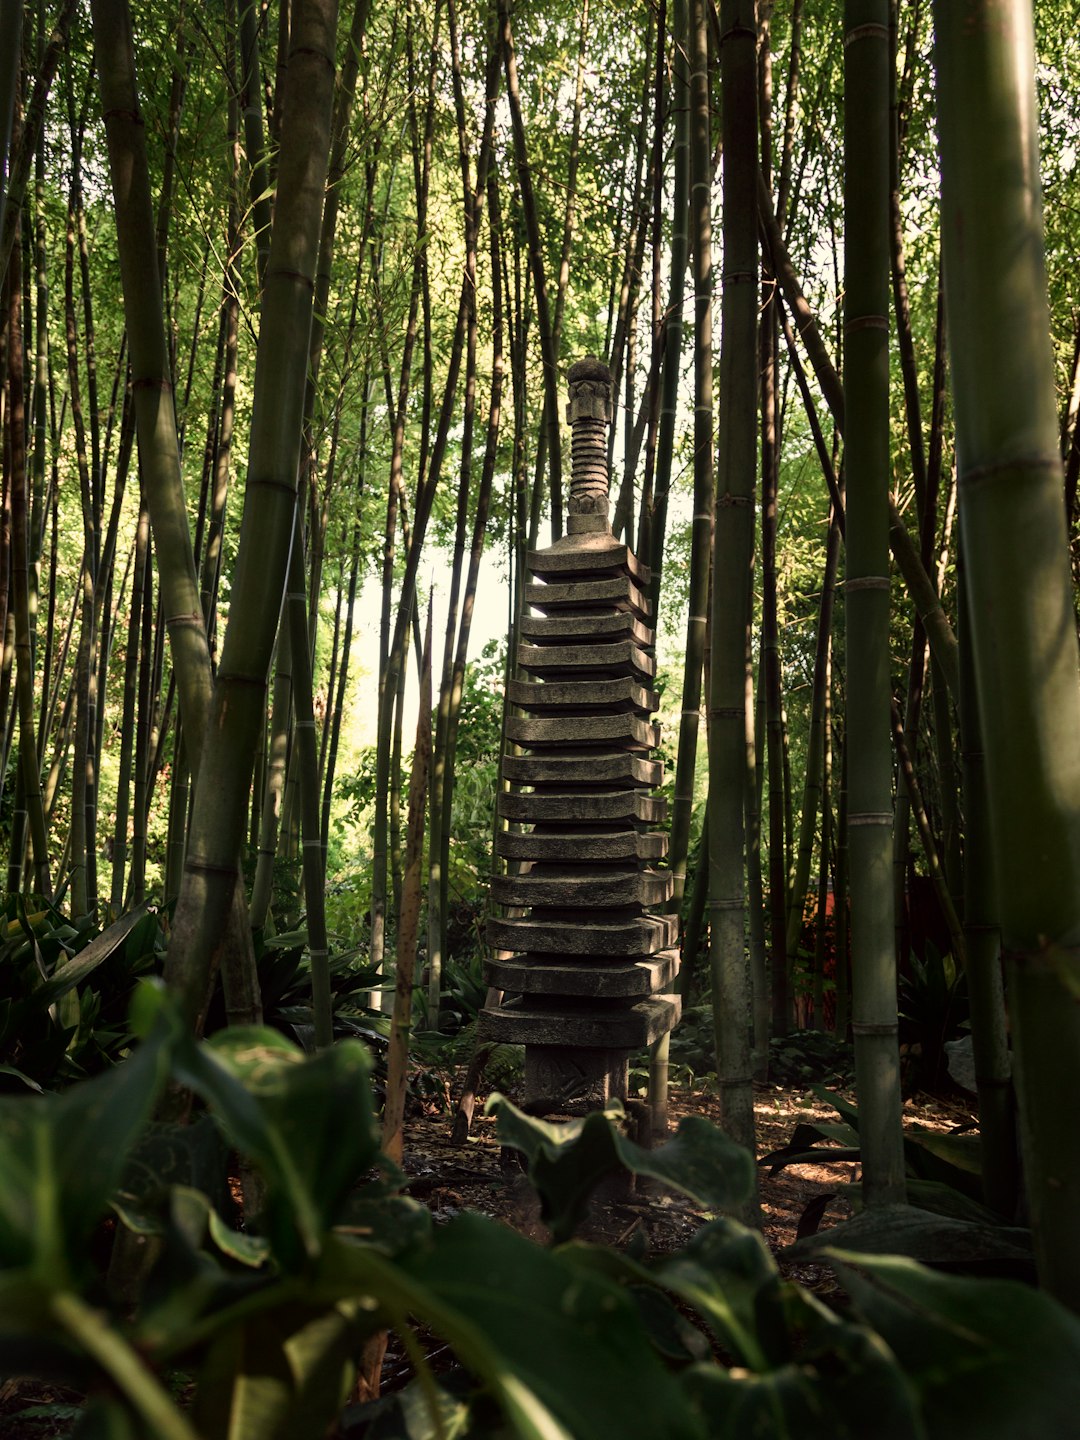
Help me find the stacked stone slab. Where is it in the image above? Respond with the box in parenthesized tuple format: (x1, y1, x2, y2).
(482, 357, 680, 1112)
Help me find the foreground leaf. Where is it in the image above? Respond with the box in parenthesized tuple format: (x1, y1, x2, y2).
(828, 1249, 1080, 1436)
(343, 1213, 704, 1440)
(490, 1096, 753, 1242)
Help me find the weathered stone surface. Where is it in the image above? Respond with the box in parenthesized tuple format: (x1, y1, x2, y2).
(496, 828, 667, 863)
(525, 575, 651, 618)
(486, 912, 678, 956)
(520, 611, 653, 647)
(508, 677, 658, 712)
(501, 752, 662, 786)
(482, 995, 681, 1049)
(528, 536, 650, 586)
(506, 714, 661, 750)
(487, 950, 678, 997)
(480, 356, 683, 1117)
(499, 790, 667, 825)
(491, 868, 673, 909)
(524, 1046, 628, 1109)
(517, 640, 656, 679)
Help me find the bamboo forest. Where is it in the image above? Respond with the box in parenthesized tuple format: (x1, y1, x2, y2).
(2, 0, 1080, 1432)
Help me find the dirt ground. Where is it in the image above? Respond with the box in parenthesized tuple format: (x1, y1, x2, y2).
(0, 1075, 977, 1436)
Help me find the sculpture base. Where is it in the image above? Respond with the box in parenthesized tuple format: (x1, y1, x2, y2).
(524, 1045, 629, 1113)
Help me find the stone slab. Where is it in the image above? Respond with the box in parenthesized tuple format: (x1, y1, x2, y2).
(482, 994, 681, 1049)
(508, 677, 658, 712)
(506, 714, 661, 750)
(486, 912, 678, 956)
(517, 640, 656, 680)
(485, 950, 679, 998)
(491, 868, 674, 910)
(496, 829, 668, 863)
(499, 790, 668, 825)
(528, 536, 650, 587)
(501, 752, 662, 786)
(520, 611, 653, 647)
(525, 576, 651, 619)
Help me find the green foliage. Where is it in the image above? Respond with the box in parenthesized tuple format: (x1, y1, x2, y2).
(769, 1029, 855, 1089)
(0, 998, 1076, 1437)
(898, 948, 969, 1094)
(0, 900, 166, 1092)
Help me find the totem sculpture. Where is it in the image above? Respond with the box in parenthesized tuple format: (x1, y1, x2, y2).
(482, 357, 680, 1113)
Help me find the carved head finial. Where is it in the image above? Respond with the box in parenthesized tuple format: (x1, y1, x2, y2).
(565, 356, 613, 535)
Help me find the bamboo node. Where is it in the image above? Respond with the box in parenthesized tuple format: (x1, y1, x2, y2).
(844, 23, 889, 44)
(848, 812, 893, 827)
(267, 266, 316, 293)
(102, 106, 143, 127)
(959, 453, 1062, 486)
(843, 575, 890, 592)
(183, 856, 241, 878)
(845, 314, 889, 332)
(850, 1022, 897, 1036)
(289, 44, 337, 75)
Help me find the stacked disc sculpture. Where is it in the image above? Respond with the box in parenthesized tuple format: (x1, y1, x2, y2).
(482, 357, 680, 1112)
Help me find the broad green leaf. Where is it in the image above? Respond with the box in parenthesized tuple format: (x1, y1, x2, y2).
(829, 1250, 1080, 1435)
(680, 1323, 924, 1440)
(344, 1213, 704, 1440)
(118, 1115, 232, 1222)
(0, 1021, 171, 1277)
(344, 1379, 471, 1439)
(193, 1302, 359, 1440)
(656, 1218, 780, 1370)
(19, 905, 151, 1016)
(172, 1028, 379, 1263)
(490, 1096, 753, 1243)
(788, 1203, 1032, 1267)
(0, 1063, 43, 1093)
(71, 1397, 139, 1440)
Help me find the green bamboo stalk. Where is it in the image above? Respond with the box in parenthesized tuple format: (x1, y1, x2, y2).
(6, 221, 50, 897)
(383, 607, 432, 1167)
(499, 0, 562, 536)
(164, 0, 339, 1027)
(707, 0, 758, 1176)
(957, 550, 1018, 1219)
(90, 0, 215, 768)
(0, 0, 22, 265)
(668, 0, 714, 924)
(843, 0, 905, 1208)
(112, 506, 148, 910)
(0, 0, 76, 293)
(785, 512, 841, 976)
(934, 0, 1080, 1307)
(758, 172, 960, 699)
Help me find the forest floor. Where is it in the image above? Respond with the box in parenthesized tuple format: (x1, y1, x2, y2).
(0, 1073, 976, 1437)
(400, 1072, 976, 1271)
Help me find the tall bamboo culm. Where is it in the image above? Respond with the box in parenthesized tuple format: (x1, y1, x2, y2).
(843, 0, 905, 1207)
(707, 0, 758, 1178)
(163, 0, 340, 1026)
(934, 0, 1080, 1308)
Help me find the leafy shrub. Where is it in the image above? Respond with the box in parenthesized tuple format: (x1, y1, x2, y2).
(0, 988, 1074, 1438)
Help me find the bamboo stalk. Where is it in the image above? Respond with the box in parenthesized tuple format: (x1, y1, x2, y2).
(934, 0, 1080, 1308)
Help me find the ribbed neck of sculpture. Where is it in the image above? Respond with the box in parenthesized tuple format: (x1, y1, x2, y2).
(565, 356, 613, 536)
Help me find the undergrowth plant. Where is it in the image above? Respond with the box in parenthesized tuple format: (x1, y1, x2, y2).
(0, 987, 1075, 1437)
